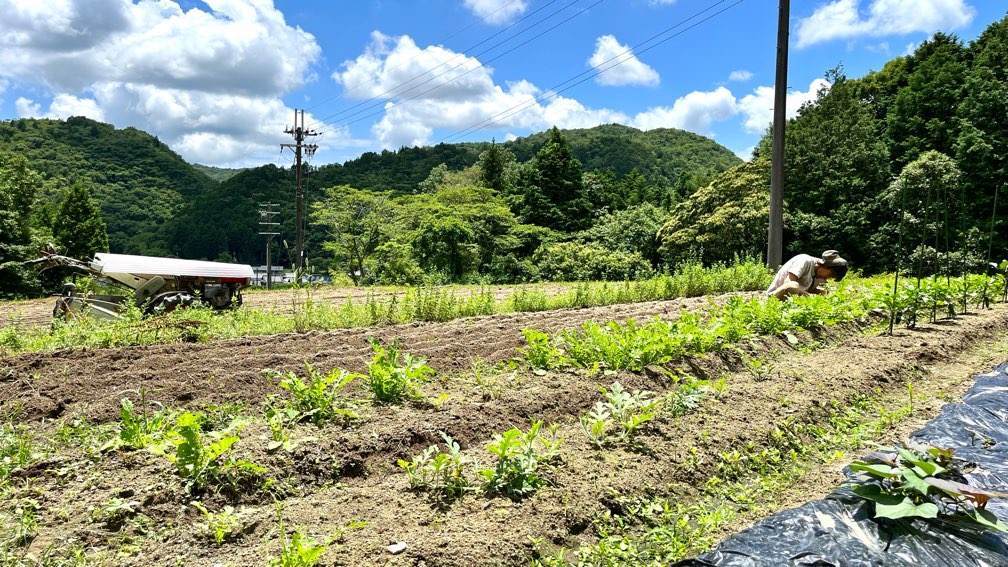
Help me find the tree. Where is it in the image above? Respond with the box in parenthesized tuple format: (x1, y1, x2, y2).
(0, 155, 40, 296)
(311, 186, 396, 284)
(771, 70, 891, 269)
(873, 151, 963, 275)
(477, 141, 513, 192)
(658, 159, 770, 266)
(52, 180, 109, 259)
(578, 203, 670, 266)
(887, 33, 968, 168)
(505, 127, 594, 231)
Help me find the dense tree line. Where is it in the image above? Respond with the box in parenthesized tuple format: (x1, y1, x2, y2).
(661, 15, 1008, 274)
(0, 154, 108, 297)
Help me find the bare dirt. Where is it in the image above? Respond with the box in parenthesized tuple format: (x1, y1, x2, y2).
(0, 292, 749, 423)
(3, 301, 1008, 566)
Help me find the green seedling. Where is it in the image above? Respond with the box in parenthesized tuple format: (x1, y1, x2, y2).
(365, 341, 435, 403)
(398, 432, 469, 504)
(580, 382, 659, 448)
(481, 421, 561, 500)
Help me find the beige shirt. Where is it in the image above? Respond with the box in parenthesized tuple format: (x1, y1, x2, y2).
(767, 254, 821, 295)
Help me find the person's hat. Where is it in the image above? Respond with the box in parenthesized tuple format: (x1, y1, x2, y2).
(821, 250, 848, 267)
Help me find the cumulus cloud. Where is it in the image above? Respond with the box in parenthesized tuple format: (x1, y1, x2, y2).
(333, 31, 833, 150)
(728, 69, 753, 82)
(796, 0, 975, 48)
(631, 87, 736, 134)
(736, 78, 831, 133)
(588, 35, 660, 87)
(0, 0, 330, 166)
(462, 0, 528, 25)
(334, 32, 633, 148)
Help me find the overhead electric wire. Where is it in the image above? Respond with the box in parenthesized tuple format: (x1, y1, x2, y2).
(440, 0, 743, 143)
(307, 0, 600, 131)
(299, 0, 546, 121)
(308, 0, 604, 131)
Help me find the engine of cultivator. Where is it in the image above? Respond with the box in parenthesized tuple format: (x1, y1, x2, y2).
(30, 252, 254, 320)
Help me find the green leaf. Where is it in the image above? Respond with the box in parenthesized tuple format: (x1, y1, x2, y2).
(899, 467, 931, 496)
(898, 447, 945, 477)
(875, 497, 939, 520)
(851, 483, 904, 506)
(969, 508, 1008, 532)
(849, 461, 897, 479)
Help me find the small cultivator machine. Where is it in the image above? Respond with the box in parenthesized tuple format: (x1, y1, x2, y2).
(31, 252, 254, 320)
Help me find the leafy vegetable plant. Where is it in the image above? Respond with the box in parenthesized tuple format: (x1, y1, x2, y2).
(481, 421, 561, 500)
(365, 341, 435, 403)
(398, 432, 469, 504)
(269, 364, 358, 425)
(116, 395, 172, 450)
(169, 412, 265, 492)
(580, 382, 659, 448)
(848, 443, 1008, 531)
(270, 507, 326, 567)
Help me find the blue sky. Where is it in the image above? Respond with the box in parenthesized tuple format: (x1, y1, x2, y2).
(0, 0, 1004, 167)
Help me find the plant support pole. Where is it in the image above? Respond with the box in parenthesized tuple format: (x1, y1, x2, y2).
(767, 0, 789, 269)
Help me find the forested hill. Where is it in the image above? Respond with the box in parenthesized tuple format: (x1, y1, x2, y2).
(0, 117, 215, 255)
(308, 124, 740, 193)
(0, 118, 740, 260)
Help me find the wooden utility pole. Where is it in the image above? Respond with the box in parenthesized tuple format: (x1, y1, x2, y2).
(767, 0, 789, 269)
(281, 109, 318, 280)
(258, 202, 280, 289)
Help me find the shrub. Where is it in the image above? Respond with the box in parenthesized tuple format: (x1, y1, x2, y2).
(533, 241, 654, 282)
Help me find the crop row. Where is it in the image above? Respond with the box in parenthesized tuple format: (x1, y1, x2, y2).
(0, 260, 769, 356)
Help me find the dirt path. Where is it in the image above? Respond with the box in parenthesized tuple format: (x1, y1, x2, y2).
(6, 303, 1008, 566)
(0, 293, 747, 423)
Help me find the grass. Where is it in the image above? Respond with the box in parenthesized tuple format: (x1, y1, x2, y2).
(538, 390, 922, 565)
(0, 260, 771, 356)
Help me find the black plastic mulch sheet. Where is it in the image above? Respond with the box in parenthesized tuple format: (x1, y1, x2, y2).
(681, 363, 1008, 566)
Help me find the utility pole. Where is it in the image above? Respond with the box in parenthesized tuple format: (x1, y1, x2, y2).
(767, 0, 789, 269)
(281, 109, 318, 281)
(258, 202, 281, 289)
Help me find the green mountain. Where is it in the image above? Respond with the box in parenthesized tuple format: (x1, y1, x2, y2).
(304, 123, 740, 193)
(193, 163, 245, 182)
(0, 118, 740, 262)
(0, 117, 214, 255)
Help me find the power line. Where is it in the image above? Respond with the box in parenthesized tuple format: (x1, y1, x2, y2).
(311, 0, 606, 132)
(302, 0, 567, 128)
(441, 0, 742, 143)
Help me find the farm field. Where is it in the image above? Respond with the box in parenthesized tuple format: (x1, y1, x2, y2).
(0, 282, 575, 331)
(2, 273, 1008, 566)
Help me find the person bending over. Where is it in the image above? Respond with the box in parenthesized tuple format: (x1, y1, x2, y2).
(766, 250, 848, 300)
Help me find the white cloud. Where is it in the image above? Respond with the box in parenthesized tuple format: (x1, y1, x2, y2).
(334, 32, 635, 148)
(588, 35, 660, 87)
(796, 0, 975, 48)
(0, 0, 329, 166)
(728, 69, 753, 82)
(631, 87, 736, 134)
(736, 78, 831, 133)
(734, 145, 755, 161)
(15, 97, 41, 118)
(462, 0, 528, 25)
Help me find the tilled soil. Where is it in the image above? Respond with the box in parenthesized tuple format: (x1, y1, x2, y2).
(4, 303, 1008, 566)
(0, 293, 750, 423)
